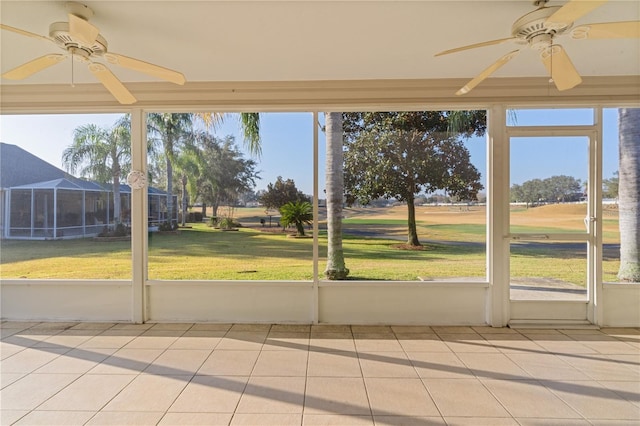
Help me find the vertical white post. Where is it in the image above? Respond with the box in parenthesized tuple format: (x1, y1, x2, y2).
(487, 105, 510, 327)
(590, 108, 604, 325)
(82, 191, 86, 236)
(4, 190, 11, 238)
(131, 109, 147, 323)
(53, 189, 57, 238)
(312, 111, 319, 324)
(30, 189, 34, 238)
(106, 190, 110, 226)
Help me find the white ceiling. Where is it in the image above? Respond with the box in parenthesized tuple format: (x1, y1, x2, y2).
(1, 0, 639, 87)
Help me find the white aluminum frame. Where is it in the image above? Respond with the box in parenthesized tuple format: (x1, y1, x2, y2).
(1, 81, 638, 326)
(504, 113, 602, 326)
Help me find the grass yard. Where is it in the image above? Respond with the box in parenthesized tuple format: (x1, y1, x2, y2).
(0, 238, 132, 279)
(148, 225, 314, 280)
(0, 204, 622, 284)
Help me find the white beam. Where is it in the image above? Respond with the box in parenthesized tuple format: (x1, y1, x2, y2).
(130, 109, 147, 323)
(487, 105, 510, 327)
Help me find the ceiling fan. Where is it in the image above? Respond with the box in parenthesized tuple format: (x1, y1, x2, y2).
(0, 1, 186, 104)
(435, 0, 640, 95)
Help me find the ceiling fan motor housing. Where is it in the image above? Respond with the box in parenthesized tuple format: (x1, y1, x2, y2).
(49, 22, 108, 57)
(511, 6, 572, 43)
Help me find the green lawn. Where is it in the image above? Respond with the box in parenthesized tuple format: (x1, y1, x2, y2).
(343, 218, 407, 226)
(0, 220, 621, 285)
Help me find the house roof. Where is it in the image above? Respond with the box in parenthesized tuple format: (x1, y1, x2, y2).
(11, 178, 104, 191)
(0, 142, 72, 189)
(1, 142, 168, 194)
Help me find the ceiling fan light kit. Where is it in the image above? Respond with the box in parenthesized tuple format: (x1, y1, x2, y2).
(0, 1, 186, 104)
(435, 0, 639, 95)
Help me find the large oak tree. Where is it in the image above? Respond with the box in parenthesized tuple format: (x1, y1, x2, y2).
(342, 111, 485, 247)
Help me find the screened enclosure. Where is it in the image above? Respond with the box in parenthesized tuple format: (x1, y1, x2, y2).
(3, 179, 176, 240)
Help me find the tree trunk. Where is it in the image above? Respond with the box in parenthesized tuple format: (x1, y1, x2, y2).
(181, 174, 188, 226)
(211, 193, 219, 219)
(406, 196, 421, 246)
(324, 112, 349, 280)
(166, 156, 174, 224)
(295, 221, 305, 236)
(113, 173, 121, 224)
(617, 108, 640, 282)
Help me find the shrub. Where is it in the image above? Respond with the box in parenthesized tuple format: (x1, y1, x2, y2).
(219, 217, 239, 230)
(186, 211, 203, 223)
(279, 201, 313, 236)
(98, 223, 130, 237)
(208, 216, 219, 227)
(159, 221, 178, 232)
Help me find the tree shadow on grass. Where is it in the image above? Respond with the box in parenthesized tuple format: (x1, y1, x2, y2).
(0, 238, 131, 264)
(150, 228, 314, 261)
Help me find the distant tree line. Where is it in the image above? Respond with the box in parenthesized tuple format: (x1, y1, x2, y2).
(603, 172, 619, 199)
(510, 175, 583, 207)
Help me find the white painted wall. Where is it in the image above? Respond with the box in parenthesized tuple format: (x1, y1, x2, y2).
(2, 280, 638, 326)
(318, 282, 488, 325)
(510, 300, 588, 321)
(0, 280, 132, 321)
(602, 283, 640, 327)
(0, 280, 489, 325)
(146, 281, 314, 323)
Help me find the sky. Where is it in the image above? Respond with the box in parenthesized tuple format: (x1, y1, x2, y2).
(0, 109, 620, 196)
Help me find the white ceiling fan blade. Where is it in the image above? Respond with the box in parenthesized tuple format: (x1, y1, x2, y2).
(2, 54, 67, 80)
(456, 50, 520, 95)
(546, 0, 608, 26)
(68, 13, 99, 46)
(88, 63, 137, 104)
(571, 21, 640, 39)
(103, 53, 186, 85)
(435, 38, 516, 57)
(0, 23, 51, 42)
(540, 45, 582, 91)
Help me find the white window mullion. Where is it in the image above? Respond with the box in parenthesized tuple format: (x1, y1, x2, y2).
(312, 111, 319, 324)
(488, 105, 510, 327)
(130, 108, 147, 323)
(590, 108, 604, 325)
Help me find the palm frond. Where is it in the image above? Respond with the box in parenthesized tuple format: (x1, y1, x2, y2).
(240, 113, 261, 157)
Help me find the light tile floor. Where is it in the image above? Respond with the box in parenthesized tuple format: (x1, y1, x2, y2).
(1, 322, 639, 425)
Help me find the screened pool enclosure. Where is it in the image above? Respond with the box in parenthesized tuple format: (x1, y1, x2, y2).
(2, 181, 176, 240)
(0, 143, 177, 240)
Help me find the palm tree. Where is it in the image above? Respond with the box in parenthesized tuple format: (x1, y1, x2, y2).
(617, 108, 640, 282)
(324, 112, 349, 279)
(280, 201, 313, 237)
(196, 112, 261, 155)
(173, 146, 203, 226)
(62, 115, 131, 224)
(147, 113, 194, 225)
(147, 113, 261, 225)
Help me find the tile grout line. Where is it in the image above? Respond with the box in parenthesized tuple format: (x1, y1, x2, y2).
(300, 328, 311, 426)
(80, 322, 169, 424)
(227, 323, 271, 425)
(2, 323, 639, 425)
(154, 322, 220, 426)
(79, 322, 186, 424)
(24, 323, 108, 421)
(351, 325, 376, 425)
(393, 327, 447, 424)
(1, 323, 109, 426)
